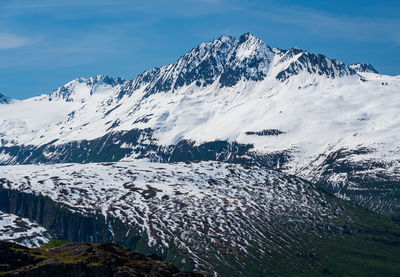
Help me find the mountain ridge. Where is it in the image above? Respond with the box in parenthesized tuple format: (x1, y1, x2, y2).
(45, 33, 369, 102)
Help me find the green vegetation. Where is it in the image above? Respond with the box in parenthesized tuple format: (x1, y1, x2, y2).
(0, 242, 198, 276)
(196, 195, 400, 277)
(40, 239, 68, 249)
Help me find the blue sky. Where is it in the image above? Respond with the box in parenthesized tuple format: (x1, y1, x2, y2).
(0, 0, 399, 99)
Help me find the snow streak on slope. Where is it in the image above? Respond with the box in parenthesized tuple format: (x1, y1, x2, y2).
(1, 161, 343, 271)
(0, 211, 51, 247)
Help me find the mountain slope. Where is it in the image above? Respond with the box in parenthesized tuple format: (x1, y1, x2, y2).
(0, 33, 399, 215)
(1, 161, 400, 276)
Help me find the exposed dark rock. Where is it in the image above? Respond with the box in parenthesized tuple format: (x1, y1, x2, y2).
(0, 241, 204, 277)
(311, 147, 400, 214)
(245, 129, 286, 136)
(0, 130, 290, 169)
(276, 51, 354, 82)
(349, 63, 379, 73)
(49, 75, 126, 102)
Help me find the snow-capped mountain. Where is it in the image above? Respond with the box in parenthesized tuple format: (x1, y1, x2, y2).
(119, 33, 354, 99)
(0, 33, 399, 215)
(49, 75, 126, 102)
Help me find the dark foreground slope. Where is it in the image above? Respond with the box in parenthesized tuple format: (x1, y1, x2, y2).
(0, 241, 204, 277)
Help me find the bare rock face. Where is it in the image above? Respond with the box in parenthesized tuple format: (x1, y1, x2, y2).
(0, 241, 204, 277)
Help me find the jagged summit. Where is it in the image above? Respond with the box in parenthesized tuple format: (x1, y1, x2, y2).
(49, 75, 126, 102)
(42, 33, 376, 103)
(349, 62, 379, 73)
(8, 33, 381, 105)
(119, 33, 361, 98)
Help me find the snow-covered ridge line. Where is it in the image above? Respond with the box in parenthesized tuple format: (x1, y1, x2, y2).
(119, 32, 360, 99)
(25, 33, 374, 104)
(349, 63, 379, 73)
(48, 75, 127, 102)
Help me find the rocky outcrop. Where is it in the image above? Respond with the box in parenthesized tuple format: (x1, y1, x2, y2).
(0, 241, 204, 277)
(0, 131, 289, 169)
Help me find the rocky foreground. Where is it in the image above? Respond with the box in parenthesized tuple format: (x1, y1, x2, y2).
(0, 241, 204, 277)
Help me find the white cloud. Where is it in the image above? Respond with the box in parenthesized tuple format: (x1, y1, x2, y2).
(4, 0, 112, 9)
(0, 33, 28, 50)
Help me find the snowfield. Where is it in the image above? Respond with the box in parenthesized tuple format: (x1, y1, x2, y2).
(0, 211, 51, 248)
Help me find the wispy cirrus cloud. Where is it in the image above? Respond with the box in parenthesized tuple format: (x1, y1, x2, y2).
(0, 33, 29, 49)
(1, 0, 240, 20)
(2, 0, 113, 9)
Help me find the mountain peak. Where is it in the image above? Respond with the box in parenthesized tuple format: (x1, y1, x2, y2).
(214, 35, 235, 43)
(238, 32, 258, 43)
(118, 34, 379, 99)
(349, 63, 379, 74)
(72, 75, 126, 87)
(274, 46, 356, 81)
(119, 33, 276, 97)
(49, 75, 126, 102)
(236, 32, 269, 53)
(219, 33, 273, 87)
